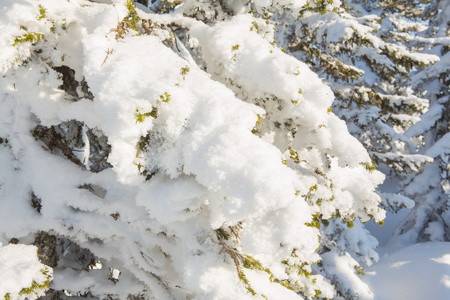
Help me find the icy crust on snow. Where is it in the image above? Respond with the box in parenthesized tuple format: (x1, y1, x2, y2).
(0, 244, 52, 299)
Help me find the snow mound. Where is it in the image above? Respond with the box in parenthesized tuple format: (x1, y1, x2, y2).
(363, 242, 450, 300)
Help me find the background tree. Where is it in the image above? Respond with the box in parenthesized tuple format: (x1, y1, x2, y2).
(391, 0, 450, 243)
(246, 0, 446, 297)
(267, 0, 439, 207)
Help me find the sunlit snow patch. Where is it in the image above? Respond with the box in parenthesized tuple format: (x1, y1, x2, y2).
(362, 242, 450, 300)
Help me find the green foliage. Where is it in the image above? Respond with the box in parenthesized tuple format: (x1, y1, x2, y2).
(134, 90, 173, 182)
(346, 220, 354, 228)
(38, 5, 47, 20)
(242, 255, 270, 274)
(125, 0, 141, 31)
(360, 162, 377, 173)
(134, 132, 159, 181)
(289, 147, 300, 163)
(371, 153, 430, 176)
(12, 32, 43, 46)
(50, 18, 68, 34)
(303, 183, 325, 207)
(354, 265, 365, 276)
(300, 0, 335, 17)
(215, 225, 304, 298)
(61, 19, 68, 31)
(306, 212, 321, 229)
(135, 107, 158, 123)
(256, 114, 262, 125)
(4, 294, 10, 300)
(11, 267, 52, 298)
(239, 273, 256, 295)
(380, 47, 433, 73)
(305, 210, 337, 229)
(159, 92, 171, 103)
(180, 66, 190, 80)
(283, 256, 313, 279)
(136, 133, 151, 155)
(41, 267, 51, 277)
(18, 279, 50, 296)
(115, 0, 141, 39)
(251, 114, 262, 135)
(250, 21, 259, 31)
(286, 0, 436, 189)
(280, 250, 329, 299)
(380, 0, 432, 21)
(313, 289, 322, 299)
(290, 33, 364, 82)
(242, 254, 296, 292)
(251, 128, 260, 135)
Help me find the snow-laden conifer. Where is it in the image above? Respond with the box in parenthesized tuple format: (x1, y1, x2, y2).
(392, 0, 450, 243)
(263, 0, 439, 211)
(0, 0, 385, 298)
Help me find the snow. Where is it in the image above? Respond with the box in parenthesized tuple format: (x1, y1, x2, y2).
(366, 208, 412, 246)
(322, 251, 374, 299)
(426, 132, 450, 158)
(0, 0, 448, 299)
(362, 242, 450, 300)
(244, 269, 301, 300)
(0, 244, 52, 299)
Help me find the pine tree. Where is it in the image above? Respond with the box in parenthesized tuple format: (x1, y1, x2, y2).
(0, 1, 386, 299)
(392, 0, 450, 243)
(246, 0, 443, 297)
(271, 0, 439, 207)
